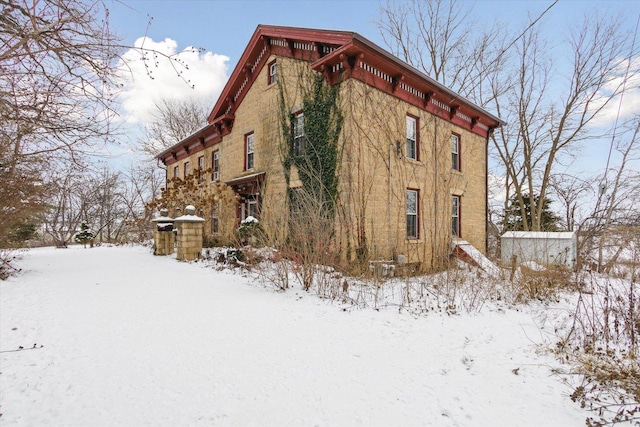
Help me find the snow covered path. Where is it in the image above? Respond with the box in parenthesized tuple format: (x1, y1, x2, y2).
(0, 246, 585, 426)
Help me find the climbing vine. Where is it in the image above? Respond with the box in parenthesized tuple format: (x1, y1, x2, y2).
(279, 72, 344, 220)
(276, 66, 345, 285)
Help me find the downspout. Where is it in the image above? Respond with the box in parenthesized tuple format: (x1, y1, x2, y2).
(485, 131, 490, 255)
(433, 119, 438, 269)
(388, 142, 393, 260)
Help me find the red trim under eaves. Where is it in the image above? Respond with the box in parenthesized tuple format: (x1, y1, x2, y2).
(159, 25, 504, 164)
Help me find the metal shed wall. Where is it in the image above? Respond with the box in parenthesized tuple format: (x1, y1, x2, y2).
(501, 231, 577, 268)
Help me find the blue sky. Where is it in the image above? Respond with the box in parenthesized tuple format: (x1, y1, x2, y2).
(107, 0, 639, 183)
(108, 0, 639, 64)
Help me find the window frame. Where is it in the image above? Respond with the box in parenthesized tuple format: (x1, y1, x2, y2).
(184, 161, 190, 179)
(293, 111, 304, 156)
(245, 132, 255, 171)
(198, 155, 205, 183)
(211, 204, 219, 235)
(406, 114, 419, 160)
(268, 60, 277, 85)
(241, 199, 258, 221)
(212, 150, 220, 181)
(452, 195, 461, 237)
(451, 133, 461, 171)
(173, 165, 179, 179)
(406, 188, 419, 239)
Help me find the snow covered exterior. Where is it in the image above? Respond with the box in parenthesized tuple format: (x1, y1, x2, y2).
(151, 214, 175, 256)
(174, 207, 205, 261)
(501, 231, 578, 268)
(0, 246, 589, 425)
(157, 25, 503, 271)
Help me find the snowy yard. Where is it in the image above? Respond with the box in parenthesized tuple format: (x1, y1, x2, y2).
(0, 246, 587, 426)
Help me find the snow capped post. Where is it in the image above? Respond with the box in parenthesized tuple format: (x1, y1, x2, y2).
(151, 208, 175, 256)
(174, 205, 205, 261)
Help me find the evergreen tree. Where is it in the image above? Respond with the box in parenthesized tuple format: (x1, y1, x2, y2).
(504, 193, 561, 231)
(74, 222, 94, 248)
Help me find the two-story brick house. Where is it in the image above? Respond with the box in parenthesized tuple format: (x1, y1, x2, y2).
(157, 25, 503, 271)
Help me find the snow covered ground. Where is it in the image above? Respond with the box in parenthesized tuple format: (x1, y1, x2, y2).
(0, 245, 588, 426)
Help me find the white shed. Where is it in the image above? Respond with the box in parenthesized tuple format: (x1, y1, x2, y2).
(501, 231, 577, 268)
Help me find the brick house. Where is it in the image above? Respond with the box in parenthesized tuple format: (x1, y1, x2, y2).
(157, 25, 503, 271)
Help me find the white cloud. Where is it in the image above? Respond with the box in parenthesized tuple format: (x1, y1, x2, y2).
(116, 37, 229, 125)
(589, 56, 640, 128)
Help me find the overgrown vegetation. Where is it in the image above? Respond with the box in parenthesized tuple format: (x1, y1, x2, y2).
(209, 229, 638, 425)
(147, 168, 237, 246)
(277, 69, 344, 289)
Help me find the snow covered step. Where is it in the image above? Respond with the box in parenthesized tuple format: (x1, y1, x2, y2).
(451, 240, 502, 277)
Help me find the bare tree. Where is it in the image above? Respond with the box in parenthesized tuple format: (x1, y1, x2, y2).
(377, 0, 504, 101)
(139, 97, 211, 157)
(0, 0, 199, 248)
(378, 2, 635, 232)
(43, 171, 91, 247)
(548, 174, 593, 231)
(120, 165, 164, 242)
(580, 115, 640, 271)
(495, 16, 631, 231)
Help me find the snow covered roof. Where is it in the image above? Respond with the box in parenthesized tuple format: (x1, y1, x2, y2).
(502, 231, 576, 239)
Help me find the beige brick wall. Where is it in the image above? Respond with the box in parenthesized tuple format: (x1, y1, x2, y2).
(175, 220, 204, 261)
(153, 230, 174, 256)
(167, 55, 487, 270)
(337, 78, 487, 270)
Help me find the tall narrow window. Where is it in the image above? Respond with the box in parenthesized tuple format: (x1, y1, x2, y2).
(451, 133, 460, 171)
(268, 60, 277, 85)
(245, 133, 254, 170)
(211, 204, 219, 234)
(212, 150, 219, 181)
(293, 112, 304, 156)
(452, 195, 461, 237)
(173, 165, 179, 179)
(184, 161, 190, 178)
(406, 189, 419, 239)
(198, 155, 205, 183)
(406, 115, 418, 160)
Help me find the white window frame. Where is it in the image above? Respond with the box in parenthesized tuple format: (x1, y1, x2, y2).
(406, 115, 417, 160)
(451, 133, 460, 171)
(242, 200, 258, 221)
(452, 195, 461, 237)
(184, 161, 190, 178)
(268, 60, 277, 85)
(293, 112, 304, 156)
(245, 133, 254, 170)
(212, 150, 219, 181)
(406, 189, 419, 239)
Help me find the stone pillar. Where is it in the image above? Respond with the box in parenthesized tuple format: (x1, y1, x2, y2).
(174, 205, 205, 261)
(151, 209, 175, 256)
